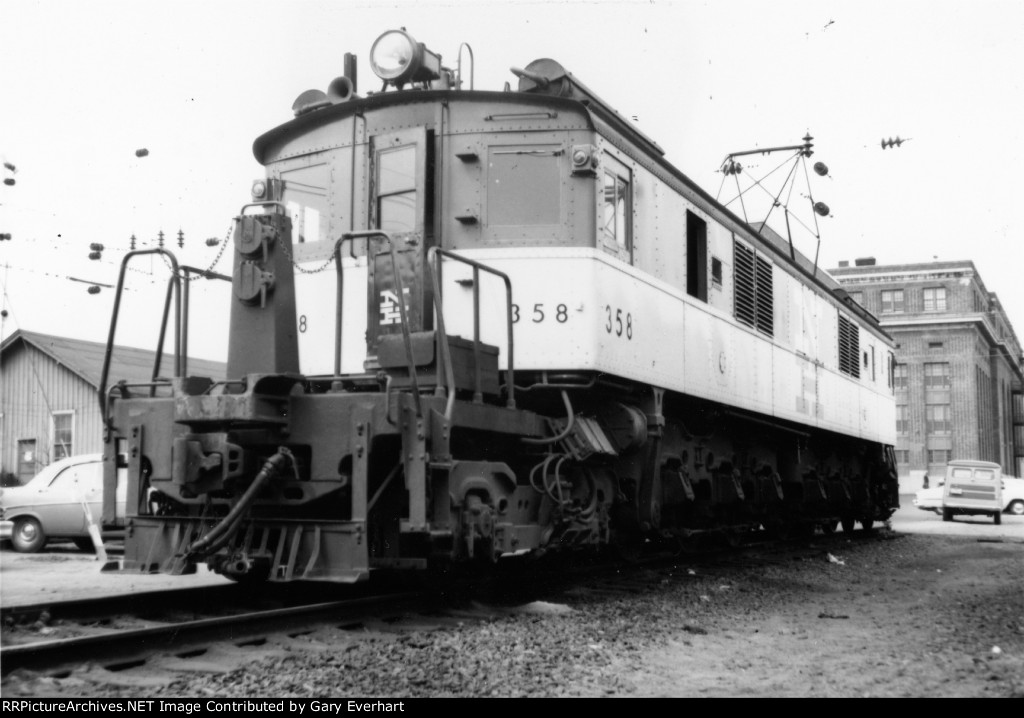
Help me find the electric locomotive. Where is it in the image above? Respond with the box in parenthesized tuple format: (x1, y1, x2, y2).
(100, 29, 899, 584)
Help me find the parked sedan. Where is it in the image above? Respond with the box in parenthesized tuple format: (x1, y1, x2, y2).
(913, 476, 1024, 516)
(0, 454, 126, 552)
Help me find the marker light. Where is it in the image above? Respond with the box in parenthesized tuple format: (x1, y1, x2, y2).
(370, 30, 441, 86)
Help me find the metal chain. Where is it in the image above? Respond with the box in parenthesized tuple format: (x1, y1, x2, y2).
(277, 230, 339, 275)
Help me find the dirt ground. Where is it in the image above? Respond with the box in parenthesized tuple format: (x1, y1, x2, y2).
(1, 500, 1022, 698)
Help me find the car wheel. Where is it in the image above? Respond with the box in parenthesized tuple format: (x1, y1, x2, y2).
(73, 537, 95, 551)
(994, 512, 1001, 526)
(942, 508, 953, 522)
(1007, 500, 1024, 516)
(11, 517, 46, 553)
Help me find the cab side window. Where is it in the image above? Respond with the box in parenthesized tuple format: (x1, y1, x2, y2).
(601, 153, 632, 262)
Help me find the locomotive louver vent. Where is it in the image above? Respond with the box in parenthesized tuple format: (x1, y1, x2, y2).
(838, 314, 861, 378)
(733, 242, 774, 338)
(754, 254, 773, 336)
(734, 243, 756, 328)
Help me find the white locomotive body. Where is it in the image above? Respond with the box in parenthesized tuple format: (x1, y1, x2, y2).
(102, 31, 899, 584)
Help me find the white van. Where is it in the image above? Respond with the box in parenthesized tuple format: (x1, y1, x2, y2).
(941, 459, 1003, 525)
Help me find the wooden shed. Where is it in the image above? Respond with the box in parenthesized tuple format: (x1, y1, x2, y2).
(0, 330, 225, 483)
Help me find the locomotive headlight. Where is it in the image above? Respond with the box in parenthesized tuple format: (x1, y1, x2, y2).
(370, 29, 441, 87)
(251, 179, 268, 200)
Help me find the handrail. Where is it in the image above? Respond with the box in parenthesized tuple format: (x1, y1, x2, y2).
(426, 247, 516, 415)
(179, 265, 231, 378)
(331, 236, 368, 376)
(341, 230, 422, 418)
(150, 277, 179, 397)
(99, 248, 182, 429)
(423, 256, 459, 421)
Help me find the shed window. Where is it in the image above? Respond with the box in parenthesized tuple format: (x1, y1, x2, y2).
(52, 412, 74, 462)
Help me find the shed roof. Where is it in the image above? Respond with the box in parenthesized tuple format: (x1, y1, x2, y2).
(0, 329, 226, 390)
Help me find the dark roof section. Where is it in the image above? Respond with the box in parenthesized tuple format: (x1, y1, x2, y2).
(0, 329, 226, 390)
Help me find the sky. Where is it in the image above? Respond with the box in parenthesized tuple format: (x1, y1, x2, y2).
(2, 0, 1023, 362)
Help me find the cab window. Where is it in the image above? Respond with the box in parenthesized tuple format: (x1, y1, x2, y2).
(377, 145, 417, 233)
(282, 163, 329, 244)
(601, 153, 631, 261)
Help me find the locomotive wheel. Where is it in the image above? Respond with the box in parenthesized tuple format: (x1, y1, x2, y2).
(840, 516, 856, 533)
(820, 521, 838, 535)
(860, 517, 874, 532)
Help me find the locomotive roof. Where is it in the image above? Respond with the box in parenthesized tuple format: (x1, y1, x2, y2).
(252, 80, 887, 339)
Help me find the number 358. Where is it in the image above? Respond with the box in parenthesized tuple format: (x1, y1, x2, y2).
(605, 305, 632, 339)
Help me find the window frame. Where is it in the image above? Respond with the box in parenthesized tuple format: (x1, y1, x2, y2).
(370, 127, 427, 236)
(893, 363, 908, 391)
(600, 153, 633, 263)
(896, 404, 909, 435)
(925, 403, 951, 435)
(924, 362, 951, 389)
(51, 410, 74, 463)
(880, 289, 905, 314)
(923, 286, 947, 312)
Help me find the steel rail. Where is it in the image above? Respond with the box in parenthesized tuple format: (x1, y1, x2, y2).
(1, 590, 419, 676)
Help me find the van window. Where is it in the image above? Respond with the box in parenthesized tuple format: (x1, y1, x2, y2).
(974, 470, 996, 481)
(951, 468, 972, 479)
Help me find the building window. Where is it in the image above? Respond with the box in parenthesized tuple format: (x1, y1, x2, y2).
(923, 287, 947, 312)
(733, 241, 774, 337)
(837, 314, 860, 378)
(928, 342, 944, 349)
(52, 412, 74, 462)
(880, 289, 904, 313)
(894, 364, 908, 391)
(924, 362, 951, 389)
(925, 404, 951, 435)
(894, 449, 910, 464)
(927, 449, 951, 465)
(896, 405, 909, 434)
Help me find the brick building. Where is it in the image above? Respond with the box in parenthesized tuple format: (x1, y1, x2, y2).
(829, 259, 1024, 490)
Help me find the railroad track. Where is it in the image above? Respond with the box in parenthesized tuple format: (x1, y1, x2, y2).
(1, 525, 894, 693)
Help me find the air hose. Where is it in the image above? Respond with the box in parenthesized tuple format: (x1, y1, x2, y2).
(185, 447, 293, 560)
